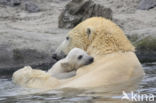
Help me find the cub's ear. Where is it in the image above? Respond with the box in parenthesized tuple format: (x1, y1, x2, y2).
(61, 62, 73, 72)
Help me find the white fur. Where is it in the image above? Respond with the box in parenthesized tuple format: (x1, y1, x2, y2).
(12, 48, 93, 88)
(48, 48, 93, 79)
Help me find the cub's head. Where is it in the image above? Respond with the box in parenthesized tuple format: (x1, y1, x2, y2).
(61, 48, 94, 71)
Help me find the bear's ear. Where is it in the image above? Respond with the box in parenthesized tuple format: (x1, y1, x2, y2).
(86, 27, 94, 40)
(86, 27, 92, 36)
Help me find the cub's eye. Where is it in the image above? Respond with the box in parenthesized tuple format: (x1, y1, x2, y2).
(66, 37, 69, 40)
(78, 55, 83, 60)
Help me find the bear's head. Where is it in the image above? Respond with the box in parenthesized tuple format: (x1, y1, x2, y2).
(54, 17, 134, 59)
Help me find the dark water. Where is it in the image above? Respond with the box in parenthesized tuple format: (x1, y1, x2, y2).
(0, 63, 155, 103)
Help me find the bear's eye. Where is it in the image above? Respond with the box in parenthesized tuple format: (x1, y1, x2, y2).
(66, 36, 69, 40)
(78, 55, 83, 60)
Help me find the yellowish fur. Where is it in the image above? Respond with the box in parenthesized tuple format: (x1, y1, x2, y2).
(12, 17, 144, 89)
(12, 66, 60, 89)
(68, 17, 134, 56)
(58, 17, 144, 88)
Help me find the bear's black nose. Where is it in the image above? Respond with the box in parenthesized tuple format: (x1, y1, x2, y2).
(52, 53, 58, 60)
(52, 52, 66, 61)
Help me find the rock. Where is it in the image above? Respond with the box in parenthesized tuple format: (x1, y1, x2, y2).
(138, 0, 156, 10)
(136, 36, 156, 63)
(0, 28, 66, 76)
(0, 0, 21, 6)
(127, 28, 156, 63)
(10, 0, 21, 6)
(0, 0, 40, 13)
(24, 1, 40, 13)
(0, 0, 68, 76)
(58, 0, 112, 29)
(0, 0, 8, 5)
(0, 47, 57, 76)
(113, 4, 156, 63)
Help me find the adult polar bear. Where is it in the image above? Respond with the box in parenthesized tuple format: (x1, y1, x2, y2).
(13, 17, 144, 89)
(54, 17, 145, 89)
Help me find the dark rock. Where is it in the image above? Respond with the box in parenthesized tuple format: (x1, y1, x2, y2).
(138, 0, 156, 10)
(0, 47, 57, 76)
(128, 34, 156, 63)
(10, 0, 21, 6)
(24, 2, 40, 13)
(58, 0, 112, 29)
(136, 50, 156, 63)
(0, 0, 21, 6)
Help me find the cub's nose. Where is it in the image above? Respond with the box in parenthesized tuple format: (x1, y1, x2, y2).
(89, 57, 94, 63)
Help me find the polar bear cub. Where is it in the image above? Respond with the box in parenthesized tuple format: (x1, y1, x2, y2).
(48, 48, 94, 79)
(12, 48, 94, 87)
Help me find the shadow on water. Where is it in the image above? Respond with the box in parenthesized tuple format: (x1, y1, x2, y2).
(0, 63, 155, 103)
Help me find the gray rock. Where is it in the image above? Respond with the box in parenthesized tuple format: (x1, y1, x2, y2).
(127, 28, 156, 63)
(0, 0, 8, 5)
(0, 45, 57, 76)
(0, 0, 40, 13)
(10, 0, 21, 6)
(136, 50, 156, 63)
(0, 28, 66, 76)
(24, 2, 40, 13)
(58, 0, 112, 29)
(0, 0, 21, 6)
(138, 0, 156, 10)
